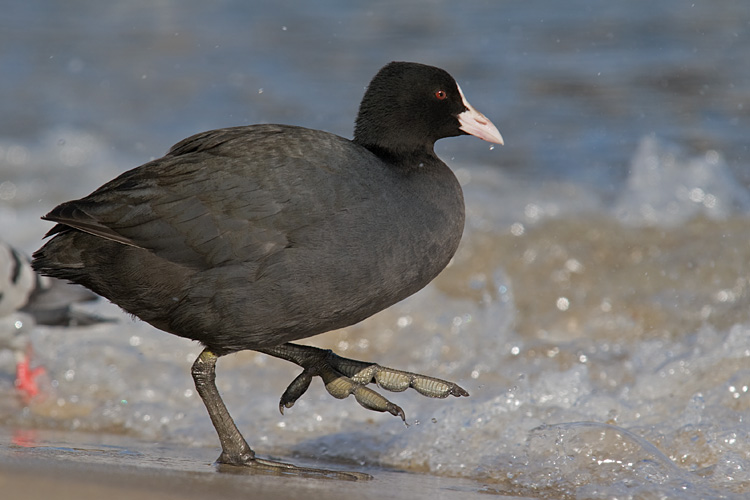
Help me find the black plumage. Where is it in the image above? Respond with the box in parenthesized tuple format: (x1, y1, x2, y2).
(32, 62, 503, 474)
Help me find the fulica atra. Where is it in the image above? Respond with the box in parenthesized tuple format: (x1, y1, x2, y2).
(32, 61, 503, 472)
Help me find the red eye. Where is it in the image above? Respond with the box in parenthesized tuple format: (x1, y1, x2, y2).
(435, 90, 447, 100)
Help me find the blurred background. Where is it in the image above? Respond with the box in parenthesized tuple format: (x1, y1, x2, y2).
(2, 1, 750, 498)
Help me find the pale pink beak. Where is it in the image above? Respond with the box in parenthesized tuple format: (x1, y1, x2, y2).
(456, 83, 504, 145)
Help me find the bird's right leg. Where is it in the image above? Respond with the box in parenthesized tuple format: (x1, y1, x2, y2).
(191, 348, 257, 465)
(191, 348, 369, 480)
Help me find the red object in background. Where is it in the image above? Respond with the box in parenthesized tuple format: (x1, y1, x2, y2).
(15, 348, 45, 399)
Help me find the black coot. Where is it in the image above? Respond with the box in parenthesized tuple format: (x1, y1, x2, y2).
(32, 62, 503, 473)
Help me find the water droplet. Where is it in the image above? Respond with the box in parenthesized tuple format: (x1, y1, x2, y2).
(396, 315, 412, 328)
(510, 222, 525, 236)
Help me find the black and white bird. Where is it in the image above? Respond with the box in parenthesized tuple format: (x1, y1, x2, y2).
(0, 241, 104, 397)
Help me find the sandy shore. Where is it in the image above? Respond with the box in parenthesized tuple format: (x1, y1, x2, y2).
(0, 427, 528, 500)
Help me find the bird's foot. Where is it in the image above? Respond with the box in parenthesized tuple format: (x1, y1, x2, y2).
(15, 356, 46, 399)
(269, 346, 468, 421)
(217, 452, 370, 481)
(192, 348, 370, 481)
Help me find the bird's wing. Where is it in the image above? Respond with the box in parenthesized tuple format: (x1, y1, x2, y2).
(43, 125, 367, 270)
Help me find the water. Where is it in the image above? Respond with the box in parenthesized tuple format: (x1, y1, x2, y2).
(2, 1, 750, 498)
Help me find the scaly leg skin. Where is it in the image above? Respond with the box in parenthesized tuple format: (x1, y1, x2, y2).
(191, 349, 369, 480)
(256, 343, 469, 420)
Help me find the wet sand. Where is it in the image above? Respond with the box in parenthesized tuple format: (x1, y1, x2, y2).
(0, 427, 527, 500)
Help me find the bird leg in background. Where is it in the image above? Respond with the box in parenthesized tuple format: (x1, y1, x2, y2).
(15, 345, 46, 400)
(256, 343, 469, 420)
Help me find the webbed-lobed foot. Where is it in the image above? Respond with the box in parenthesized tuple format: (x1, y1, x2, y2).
(259, 343, 469, 421)
(217, 454, 370, 481)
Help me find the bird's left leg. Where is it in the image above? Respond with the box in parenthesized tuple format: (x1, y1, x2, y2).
(256, 343, 468, 421)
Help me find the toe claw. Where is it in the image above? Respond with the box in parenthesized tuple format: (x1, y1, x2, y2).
(389, 403, 406, 422)
(452, 384, 470, 397)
